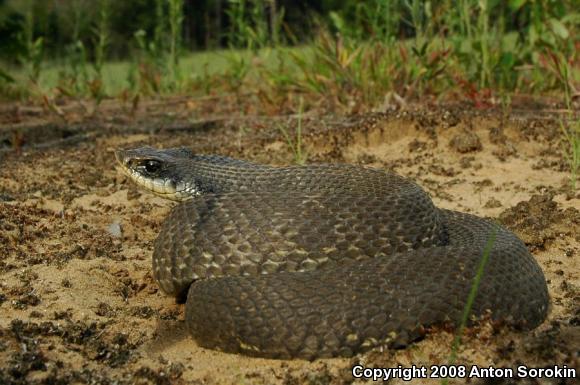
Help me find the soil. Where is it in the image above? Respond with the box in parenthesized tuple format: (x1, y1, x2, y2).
(0, 98, 578, 385)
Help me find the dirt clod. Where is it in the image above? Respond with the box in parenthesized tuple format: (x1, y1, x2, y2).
(449, 131, 482, 153)
(499, 194, 580, 250)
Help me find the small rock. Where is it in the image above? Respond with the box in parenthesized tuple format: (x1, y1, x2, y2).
(356, 153, 378, 165)
(0, 193, 14, 202)
(476, 178, 493, 187)
(107, 220, 123, 238)
(95, 302, 114, 317)
(408, 139, 427, 152)
(29, 310, 43, 318)
(459, 156, 475, 169)
(484, 198, 502, 208)
(127, 188, 142, 201)
(492, 144, 516, 160)
(489, 126, 507, 144)
(449, 131, 482, 153)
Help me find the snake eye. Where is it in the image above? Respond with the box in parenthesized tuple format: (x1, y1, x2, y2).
(139, 159, 162, 174)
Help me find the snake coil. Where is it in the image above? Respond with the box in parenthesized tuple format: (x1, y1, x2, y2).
(116, 147, 549, 359)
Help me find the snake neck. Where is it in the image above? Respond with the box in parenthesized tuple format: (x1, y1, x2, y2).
(116, 148, 442, 212)
(116, 147, 270, 200)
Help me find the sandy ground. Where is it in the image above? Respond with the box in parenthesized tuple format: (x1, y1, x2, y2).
(0, 101, 578, 385)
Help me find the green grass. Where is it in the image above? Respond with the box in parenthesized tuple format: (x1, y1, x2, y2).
(441, 226, 498, 385)
(1, 45, 323, 103)
(277, 96, 308, 165)
(0, 0, 578, 109)
(167, 0, 184, 90)
(2, 32, 578, 120)
(1, 48, 291, 97)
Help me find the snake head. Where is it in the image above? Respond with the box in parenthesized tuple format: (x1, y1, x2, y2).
(115, 146, 201, 201)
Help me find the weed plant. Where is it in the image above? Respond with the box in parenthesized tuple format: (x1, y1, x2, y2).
(167, 0, 184, 90)
(4, 0, 45, 99)
(227, 0, 282, 51)
(58, 0, 90, 97)
(129, 29, 164, 94)
(441, 226, 498, 385)
(20, 1, 44, 86)
(561, 119, 580, 190)
(128, 0, 185, 95)
(91, 0, 110, 102)
(278, 97, 307, 165)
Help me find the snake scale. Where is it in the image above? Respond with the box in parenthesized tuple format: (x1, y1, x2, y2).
(115, 147, 549, 360)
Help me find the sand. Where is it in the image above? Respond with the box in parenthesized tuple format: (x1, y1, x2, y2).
(0, 102, 578, 385)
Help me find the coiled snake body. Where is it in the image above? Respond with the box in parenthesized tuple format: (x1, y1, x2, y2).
(116, 147, 549, 359)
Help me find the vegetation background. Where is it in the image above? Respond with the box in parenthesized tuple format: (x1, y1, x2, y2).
(0, 0, 578, 108)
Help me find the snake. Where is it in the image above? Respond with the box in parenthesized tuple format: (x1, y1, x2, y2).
(115, 146, 549, 360)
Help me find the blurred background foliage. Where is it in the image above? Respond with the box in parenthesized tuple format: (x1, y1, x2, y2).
(0, 0, 576, 59)
(0, 0, 578, 107)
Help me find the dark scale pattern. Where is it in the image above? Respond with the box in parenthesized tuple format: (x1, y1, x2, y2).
(184, 210, 548, 359)
(153, 190, 444, 298)
(116, 149, 549, 359)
